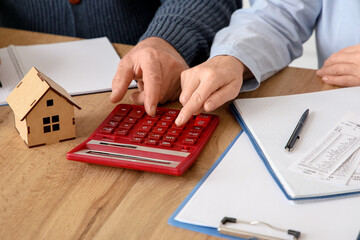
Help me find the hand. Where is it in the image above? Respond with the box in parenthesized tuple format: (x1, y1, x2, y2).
(110, 37, 189, 116)
(317, 44, 360, 87)
(175, 55, 245, 126)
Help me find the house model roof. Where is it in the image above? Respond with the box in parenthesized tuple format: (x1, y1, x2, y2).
(6, 67, 81, 121)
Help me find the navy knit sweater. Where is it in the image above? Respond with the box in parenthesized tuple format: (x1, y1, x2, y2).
(0, 0, 242, 66)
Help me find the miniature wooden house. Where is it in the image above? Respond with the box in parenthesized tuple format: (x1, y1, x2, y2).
(6, 67, 81, 147)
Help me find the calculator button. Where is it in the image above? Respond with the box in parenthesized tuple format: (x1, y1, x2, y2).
(197, 114, 211, 120)
(148, 133, 162, 140)
(186, 132, 200, 138)
(111, 115, 123, 122)
(115, 129, 128, 136)
(128, 108, 145, 118)
(116, 106, 132, 116)
(155, 109, 163, 115)
(191, 126, 204, 132)
(183, 138, 197, 145)
(171, 123, 185, 130)
(194, 116, 209, 127)
(101, 135, 115, 141)
(131, 137, 143, 143)
(161, 115, 175, 122)
(100, 127, 114, 134)
(145, 114, 161, 121)
(145, 139, 157, 145)
(167, 129, 182, 136)
(159, 141, 172, 147)
(163, 135, 177, 142)
(165, 110, 178, 117)
(124, 117, 137, 124)
(119, 122, 133, 130)
(152, 127, 167, 134)
(138, 125, 152, 132)
(181, 146, 191, 151)
(157, 121, 171, 128)
(143, 119, 157, 126)
(105, 121, 119, 128)
(134, 131, 147, 138)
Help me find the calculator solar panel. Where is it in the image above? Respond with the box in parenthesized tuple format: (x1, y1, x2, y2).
(67, 104, 219, 175)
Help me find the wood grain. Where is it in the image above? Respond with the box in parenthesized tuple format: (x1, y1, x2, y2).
(0, 27, 336, 240)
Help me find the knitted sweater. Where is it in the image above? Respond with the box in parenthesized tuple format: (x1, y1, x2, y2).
(0, 0, 242, 66)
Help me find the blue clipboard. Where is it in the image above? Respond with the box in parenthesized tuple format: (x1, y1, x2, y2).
(229, 103, 294, 200)
(168, 132, 245, 240)
(230, 102, 360, 201)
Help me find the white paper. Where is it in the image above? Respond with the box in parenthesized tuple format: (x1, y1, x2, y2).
(0, 37, 136, 105)
(348, 156, 360, 186)
(290, 112, 360, 185)
(175, 133, 360, 240)
(328, 149, 360, 185)
(233, 86, 360, 198)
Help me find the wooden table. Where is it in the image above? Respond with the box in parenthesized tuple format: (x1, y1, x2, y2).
(0, 27, 336, 240)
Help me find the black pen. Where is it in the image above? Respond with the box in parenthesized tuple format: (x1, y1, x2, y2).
(285, 109, 309, 151)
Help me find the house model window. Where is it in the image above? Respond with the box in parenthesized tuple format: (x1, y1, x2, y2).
(43, 115, 60, 133)
(6, 67, 81, 147)
(47, 99, 54, 107)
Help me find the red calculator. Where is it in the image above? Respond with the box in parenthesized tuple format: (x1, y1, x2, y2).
(67, 104, 219, 175)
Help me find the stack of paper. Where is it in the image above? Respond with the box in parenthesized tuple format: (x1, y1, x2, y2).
(232, 86, 360, 199)
(0, 37, 136, 106)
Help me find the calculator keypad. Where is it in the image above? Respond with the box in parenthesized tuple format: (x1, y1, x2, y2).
(68, 104, 219, 176)
(94, 105, 214, 151)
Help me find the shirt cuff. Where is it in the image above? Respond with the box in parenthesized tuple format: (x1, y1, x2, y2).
(210, 43, 284, 92)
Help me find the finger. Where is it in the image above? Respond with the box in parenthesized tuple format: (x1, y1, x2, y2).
(321, 75, 360, 87)
(317, 63, 356, 76)
(179, 70, 200, 106)
(110, 62, 134, 103)
(136, 80, 144, 92)
(204, 81, 242, 112)
(323, 52, 360, 67)
(175, 80, 219, 126)
(130, 91, 145, 105)
(175, 104, 203, 126)
(142, 57, 162, 116)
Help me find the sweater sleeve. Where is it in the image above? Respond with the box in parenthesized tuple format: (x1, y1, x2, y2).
(139, 0, 242, 67)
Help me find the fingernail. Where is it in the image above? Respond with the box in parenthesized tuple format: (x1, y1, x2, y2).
(322, 76, 328, 81)
(205, 101, 215, 112)
(175, 114, 183, 126)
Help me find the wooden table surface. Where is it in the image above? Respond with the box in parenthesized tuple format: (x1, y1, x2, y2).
(0, 27, 336, 240)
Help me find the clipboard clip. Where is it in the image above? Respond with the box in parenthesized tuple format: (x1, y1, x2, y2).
(218, 217, 301, 240)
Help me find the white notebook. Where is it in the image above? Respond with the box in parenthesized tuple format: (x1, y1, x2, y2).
(232, 86, 360, 199)
(0, 37, 136, 105)
(172, 133, 360, 240)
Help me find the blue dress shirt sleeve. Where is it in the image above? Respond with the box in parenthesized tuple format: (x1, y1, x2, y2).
(210, 0, 322, 91)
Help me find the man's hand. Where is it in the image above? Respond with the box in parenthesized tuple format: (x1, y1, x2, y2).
(317, 44, 360, 87)
(175, 55, 245, 126)
(110, 37, 189, 116)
